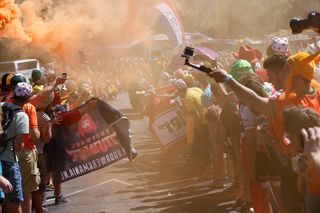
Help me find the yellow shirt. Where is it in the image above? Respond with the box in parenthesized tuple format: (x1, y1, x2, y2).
(32, 85, 44, 95)
(184, 87, 205, 124)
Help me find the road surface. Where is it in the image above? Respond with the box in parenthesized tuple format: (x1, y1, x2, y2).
(46, 93, 241, 213)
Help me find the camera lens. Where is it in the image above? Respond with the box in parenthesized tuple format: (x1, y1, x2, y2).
(290, 16, 314, 34)
(290, 18, 304, 34)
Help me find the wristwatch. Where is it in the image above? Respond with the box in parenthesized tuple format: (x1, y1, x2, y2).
(223, 74, 233, 84)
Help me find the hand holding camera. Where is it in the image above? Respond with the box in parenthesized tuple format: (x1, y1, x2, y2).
(181, 46, 231, 84)
(181, 46, 215, 74)
(290, 11, 320, 34)
(207, 67, 231, 83)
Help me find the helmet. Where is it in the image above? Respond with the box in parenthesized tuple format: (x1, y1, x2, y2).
(1, 73, 14, 92)
(10, 74, 27, 89)
(31, 69, 42, 82)
(230, 59, 253, 81)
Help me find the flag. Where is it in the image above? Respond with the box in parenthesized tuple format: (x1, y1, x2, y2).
(48, 98, 135, 183)
(156, 0, 185, 47)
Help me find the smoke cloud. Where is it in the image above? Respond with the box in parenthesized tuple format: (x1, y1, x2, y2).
(0, 0, 159, 65)
(0, 0, 18, 29)
(0, 0, 31, 42)
(1, 0, 319, 65)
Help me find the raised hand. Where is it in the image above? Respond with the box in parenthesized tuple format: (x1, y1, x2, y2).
(207, 67, 229, 83)
(302, 127, 320, 160)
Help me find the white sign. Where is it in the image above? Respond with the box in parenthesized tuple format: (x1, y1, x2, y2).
(156, 2, 184, 47)
(151, 107, 186, 149)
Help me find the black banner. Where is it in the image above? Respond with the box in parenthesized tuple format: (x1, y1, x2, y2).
(48, 99, 131, 183)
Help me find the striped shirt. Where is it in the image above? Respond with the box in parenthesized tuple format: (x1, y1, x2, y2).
(35, 111, 51, 154)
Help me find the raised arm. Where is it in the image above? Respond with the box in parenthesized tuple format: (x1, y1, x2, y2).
(212, 82, 237, 105)
(29, 76, 67, 107)
(208, 68, 273, 117)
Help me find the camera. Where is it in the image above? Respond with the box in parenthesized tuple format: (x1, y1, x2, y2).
(181, 46, 195, 59)
(181, 46, 213, 74)
(290, 11, 320, 34)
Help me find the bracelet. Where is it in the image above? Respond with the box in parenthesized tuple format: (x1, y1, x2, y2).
(223, 74, 233, 84)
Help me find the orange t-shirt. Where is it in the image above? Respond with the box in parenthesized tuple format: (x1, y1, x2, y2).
(308, 160, 320, 194)
(278, 80, 320, 101)
(22, 103, 38, 149)
(270, 90, 320, 155)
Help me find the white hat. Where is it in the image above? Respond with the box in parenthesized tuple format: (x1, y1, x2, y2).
(14, 82, 33, 97)
(173, 79, 187, 90)
(271, 37, 290, 56)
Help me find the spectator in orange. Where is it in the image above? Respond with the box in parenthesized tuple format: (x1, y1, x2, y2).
(207, 51, 320, 213)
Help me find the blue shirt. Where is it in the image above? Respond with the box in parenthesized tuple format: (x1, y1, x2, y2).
(201, 85, 214, 108)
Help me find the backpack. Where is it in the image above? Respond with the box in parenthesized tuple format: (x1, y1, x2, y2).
(0, 102, 23, 149)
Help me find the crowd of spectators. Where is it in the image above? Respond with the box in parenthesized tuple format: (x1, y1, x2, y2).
(149, 36, 320, 213)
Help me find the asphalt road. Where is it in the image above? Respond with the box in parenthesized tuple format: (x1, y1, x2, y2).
(46, 93, 241, 213)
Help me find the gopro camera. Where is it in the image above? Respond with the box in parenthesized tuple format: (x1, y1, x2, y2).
(181, 46, 212, 74)
(182, 46, 195, 59)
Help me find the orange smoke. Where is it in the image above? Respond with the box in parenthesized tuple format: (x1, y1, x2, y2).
(0, 0, 18, 29)
(119, 0, 152, 43)
(20, 0, 159, 64)
(1, 0, 162, 64)
(0, 0, 31, 42)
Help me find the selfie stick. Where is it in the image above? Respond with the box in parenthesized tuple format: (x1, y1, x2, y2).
(183, 58, 212, 74)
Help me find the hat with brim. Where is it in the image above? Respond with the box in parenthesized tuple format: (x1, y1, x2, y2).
(233, 45, 263, 64)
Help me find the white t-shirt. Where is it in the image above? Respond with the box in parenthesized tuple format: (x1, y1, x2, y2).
(0, 111, 29, 162)
(239, 104, 256, 130)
